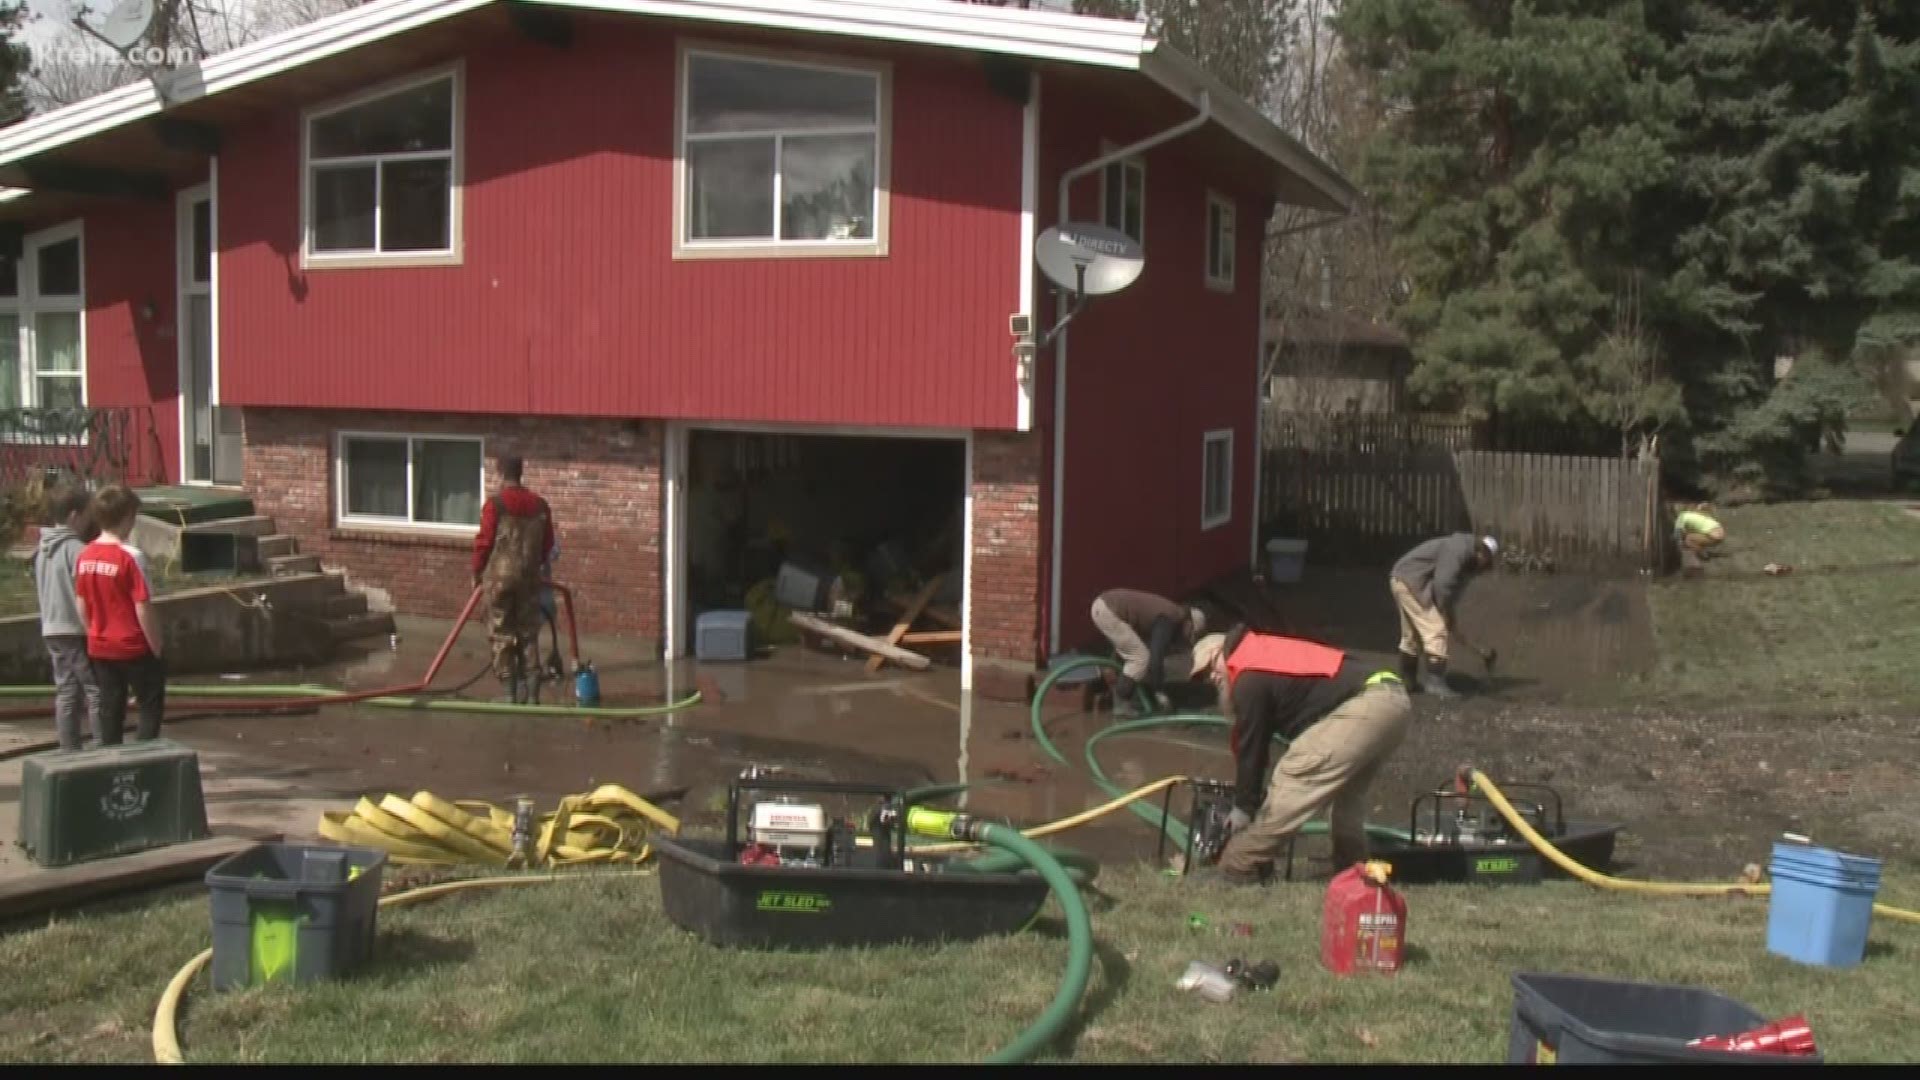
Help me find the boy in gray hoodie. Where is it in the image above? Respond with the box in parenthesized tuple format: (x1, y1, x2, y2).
(34, 482, 98, 751)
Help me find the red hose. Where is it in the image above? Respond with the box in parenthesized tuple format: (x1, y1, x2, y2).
(0, 583, 491, 720)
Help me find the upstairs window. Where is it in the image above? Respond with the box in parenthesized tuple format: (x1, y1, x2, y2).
(304, 67, 461, 265)
(678, 48, 889, 257)
(1101, 154, 1145, 245)
(0, 222, 85, 416)
(1205, 192, 1236, 291)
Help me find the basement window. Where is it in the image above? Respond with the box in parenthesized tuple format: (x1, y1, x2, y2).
(304, 64, 462, 267)
(1205, 192, 1236, 291)
(677, 46, 890, 258)
(0, 221, 86, 422)
(1201, 428, 1232, 530)
(1101, 152, 1145, 246)
(337, 432, 483, 530)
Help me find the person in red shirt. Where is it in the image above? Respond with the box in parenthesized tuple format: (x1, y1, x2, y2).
(471, 456, 555, 702)
(72, 484, 166, 744)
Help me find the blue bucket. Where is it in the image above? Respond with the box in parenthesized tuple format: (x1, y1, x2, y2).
(1766, 840, 1880, 968)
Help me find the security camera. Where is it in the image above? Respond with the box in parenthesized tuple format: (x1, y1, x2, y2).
(1009, 313, 1033, 338)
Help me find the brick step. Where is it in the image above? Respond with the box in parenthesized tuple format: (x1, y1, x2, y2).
(267, 553, 322, 576)
(325, 610, 395, 645)
(321, 592, 368, 619)
(256, 534, 298, 559)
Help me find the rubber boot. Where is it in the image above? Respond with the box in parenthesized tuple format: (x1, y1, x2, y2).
(1421, 657, 1460, 699)
(1113, 675, 1146, 718)
(1397, 650, 1421, 691)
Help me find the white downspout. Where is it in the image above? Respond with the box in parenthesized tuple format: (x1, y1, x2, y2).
(1047, 91, 1213, 656)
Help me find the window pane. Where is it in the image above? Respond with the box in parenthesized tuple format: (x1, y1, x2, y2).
(780, 133, 876, 240)
(191, 199, 211, 284)
(0, 314, 17, 410)
(1103, 163, 1125, 230)
(37, 375, 80, 411)
(344, 438, 408, 519)
(413, 438, 481, 526)
(310, 77, 454, 158)
(312, 165, 378, 252)
(35, 312, 80, 373)
(688, 55, 876, 135)
(36, 238, 80, 297)
(687, 138, 776, 240)
(1123, 167, 1144, 241)
(380, 158, 452, 252)
(0, 255, 17, 298)
(1205, 440, 1230, 518)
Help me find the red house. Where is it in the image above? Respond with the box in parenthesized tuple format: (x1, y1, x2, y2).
(0, 0, 1353, 691)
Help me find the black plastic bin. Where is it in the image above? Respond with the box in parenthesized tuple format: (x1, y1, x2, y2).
(1509, 972, 1824, 1064)
(654, 835, 1051, 950)
(205, 842, 386, 991)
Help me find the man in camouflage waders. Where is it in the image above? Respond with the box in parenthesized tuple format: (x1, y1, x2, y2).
(472, 456, 556, 703)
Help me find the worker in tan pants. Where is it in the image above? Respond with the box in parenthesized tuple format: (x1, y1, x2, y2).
(1389, 532, 1498, 699)
(1184, 628, 1413, 885)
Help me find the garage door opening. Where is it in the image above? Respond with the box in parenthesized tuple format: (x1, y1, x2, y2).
(680, 429, 966, 667)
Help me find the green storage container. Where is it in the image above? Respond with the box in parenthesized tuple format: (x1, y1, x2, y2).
(205, 843, 386, 991)
(16, 739, 211, 868)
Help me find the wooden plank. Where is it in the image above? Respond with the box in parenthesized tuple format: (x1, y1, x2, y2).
(898, 630, 964, 645)
(883, 591, 961, 630)
(791, 612, 932, 671)
(866, 574, 945, 673)
(0, 828, 281, 921)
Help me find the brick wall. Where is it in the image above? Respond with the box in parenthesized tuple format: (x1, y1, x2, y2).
(242, 408, 662, 642)
(970, 430, 1045, 672)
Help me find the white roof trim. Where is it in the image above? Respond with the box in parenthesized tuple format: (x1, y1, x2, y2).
(0, 0, 1353, 212)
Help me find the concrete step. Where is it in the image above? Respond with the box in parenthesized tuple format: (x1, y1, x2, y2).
(326, 610, 395, 645)
(182, 514, 278, 537)
(267, 553, 322, 576)
(321, 592, 368, 619)
(256, 534, 298, 559)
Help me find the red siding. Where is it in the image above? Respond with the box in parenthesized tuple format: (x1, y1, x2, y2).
(85, 198, 182, 483)
(1040, 78, 1268, 653)
(220, 26, 1024, 430)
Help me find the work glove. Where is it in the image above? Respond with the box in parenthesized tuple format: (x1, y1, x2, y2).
(1226, 808, 1252, 834)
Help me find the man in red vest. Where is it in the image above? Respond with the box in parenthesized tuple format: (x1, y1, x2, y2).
(1189, 626, 1412, 885)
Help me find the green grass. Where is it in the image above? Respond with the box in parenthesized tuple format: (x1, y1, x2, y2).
(4, 864, 1920, 1063)
(1625, 500, 1920, 710)
(0, 559, 253, 619)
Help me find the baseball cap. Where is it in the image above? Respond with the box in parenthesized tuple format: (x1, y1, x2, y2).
(1190, 633, 1226, 678)
(1480, 535, 1500, 557)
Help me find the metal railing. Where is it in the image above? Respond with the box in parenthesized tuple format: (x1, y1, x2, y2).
(0, 406, 168, 489)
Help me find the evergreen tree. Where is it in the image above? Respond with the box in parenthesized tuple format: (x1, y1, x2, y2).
(0, 2, 31, 126)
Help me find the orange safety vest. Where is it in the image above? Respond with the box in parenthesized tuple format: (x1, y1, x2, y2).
(1225, 632, 1345, 684)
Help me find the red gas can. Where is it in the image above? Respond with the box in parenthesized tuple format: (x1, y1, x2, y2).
(1322, 861, 1407, 975)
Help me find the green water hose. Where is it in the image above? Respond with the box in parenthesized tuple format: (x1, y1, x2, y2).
(0, 682, 701, 719)
(1031, 656, 1413, 850)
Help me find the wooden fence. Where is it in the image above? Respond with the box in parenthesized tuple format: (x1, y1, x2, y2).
(1260, 407, 1482, 452)
(1260, 445, 1664, 573)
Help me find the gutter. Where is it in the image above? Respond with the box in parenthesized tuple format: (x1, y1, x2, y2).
(1045, 91, 1212, 657)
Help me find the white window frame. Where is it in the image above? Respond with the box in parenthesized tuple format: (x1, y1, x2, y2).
(300, 62, 464, 270)
(0, 220, 87, 439)
(1099, 143, 1146, 246)
(673, 41, 893, 260)
(1201, 428, 1233, 531)
(335, 430, 485, 533)
(1205, 191, 1236, 292)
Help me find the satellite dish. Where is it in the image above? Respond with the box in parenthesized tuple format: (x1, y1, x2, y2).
(86, 0, 156, 52)
(1035, 222, 1145, 297)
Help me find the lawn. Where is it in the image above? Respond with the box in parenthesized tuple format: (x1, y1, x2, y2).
(3, 861, 1918, 1064)
(1622, 499, 1920, 710)
(0, 558, 253, 620)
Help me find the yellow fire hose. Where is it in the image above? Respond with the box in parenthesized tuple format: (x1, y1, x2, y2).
(1466, 769, 1920, 924)
(315, 785, 681, 868)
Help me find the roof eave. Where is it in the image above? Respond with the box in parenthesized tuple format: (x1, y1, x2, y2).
(1138, 46, 1358, 215)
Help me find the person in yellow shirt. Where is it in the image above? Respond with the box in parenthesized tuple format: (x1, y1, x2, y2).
(1674, 504, 1725, 559)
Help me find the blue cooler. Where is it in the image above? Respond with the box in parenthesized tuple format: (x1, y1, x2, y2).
(1766, 839, 1880, 968)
